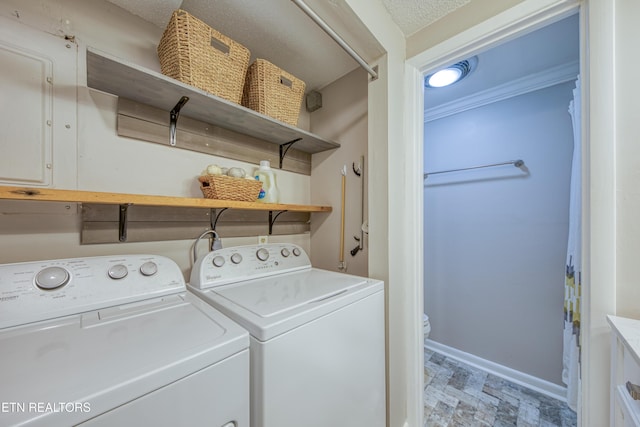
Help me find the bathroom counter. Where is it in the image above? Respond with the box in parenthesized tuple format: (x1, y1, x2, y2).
(608, 315, 640, 426)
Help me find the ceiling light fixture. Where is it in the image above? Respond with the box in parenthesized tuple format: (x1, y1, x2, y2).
(425, 57, 477, 88)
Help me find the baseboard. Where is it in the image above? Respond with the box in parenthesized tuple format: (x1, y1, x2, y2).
(425, 339, 567, 402)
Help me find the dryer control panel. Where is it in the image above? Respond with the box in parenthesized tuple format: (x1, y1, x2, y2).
(0, 254, 184, 329)
(190, 243, 311, 289)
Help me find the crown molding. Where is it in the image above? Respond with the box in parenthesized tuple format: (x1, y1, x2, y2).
(424, 60, 579, 122)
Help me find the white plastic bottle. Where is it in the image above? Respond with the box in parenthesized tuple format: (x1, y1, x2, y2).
(255, 160, 279, 203)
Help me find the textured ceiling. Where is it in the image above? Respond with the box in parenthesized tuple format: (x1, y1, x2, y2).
(103, 0, 379, 92)
(103, 0, 572, 103)
(106, 0, 181, 28)
(103, 0, 464, 91)
(380, 0, 471, 36)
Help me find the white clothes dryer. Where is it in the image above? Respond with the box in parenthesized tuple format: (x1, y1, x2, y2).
(189, 244, 385, 427)
(0, 254, 249, 427)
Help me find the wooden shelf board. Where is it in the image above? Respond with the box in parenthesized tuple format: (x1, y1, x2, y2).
(86, 47, 340, 154)
(0, 186, 332, 213)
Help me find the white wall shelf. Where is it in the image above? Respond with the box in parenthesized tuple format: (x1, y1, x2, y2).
(86, 47, 340, 162)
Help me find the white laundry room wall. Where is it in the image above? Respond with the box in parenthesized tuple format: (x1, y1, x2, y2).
(310, 67, 369, 277)
(0, 0, 351, 276)
(423, 81, 575, 385)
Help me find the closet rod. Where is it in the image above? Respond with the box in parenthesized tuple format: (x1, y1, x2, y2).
(291, 0, 378, 79)
(424, 159, 524, 179)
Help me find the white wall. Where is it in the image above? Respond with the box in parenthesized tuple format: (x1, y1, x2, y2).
(0, 0, 313, 274)
(583, 0, 617, 425)
(614, 0, 640, 320)
(424, 82, 575, 385)
(310, 67, 369, 277)
(345, 1, 424, 426)
(585, 0, 640, 424)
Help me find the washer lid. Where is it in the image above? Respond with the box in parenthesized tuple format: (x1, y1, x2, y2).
(0, 292, 248, 427)
(197, 268, 383, 341)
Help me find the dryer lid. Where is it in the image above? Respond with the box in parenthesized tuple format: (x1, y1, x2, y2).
(202, 268, 383, 341)
(0, 292, 248, 426)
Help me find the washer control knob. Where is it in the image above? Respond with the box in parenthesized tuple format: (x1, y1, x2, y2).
(108, 264, 129, 280)
(212, 256, 226, 267)
(281, 248, 290, 257)
(35, 266, 70, 290)
(256, 248, 270, 261)
(140, 261, 158, 277)
(292, 247, 301, 257)
(230, 253, 243, 264)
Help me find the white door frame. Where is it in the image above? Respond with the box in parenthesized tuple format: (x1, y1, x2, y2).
(404, 0, 615, 425)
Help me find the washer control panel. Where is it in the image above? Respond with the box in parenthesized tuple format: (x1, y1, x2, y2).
(0, 254, 184, 329)
(190, 243, 311, 289)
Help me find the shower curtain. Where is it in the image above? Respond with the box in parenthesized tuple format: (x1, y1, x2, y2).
(563, 75, 581, 412)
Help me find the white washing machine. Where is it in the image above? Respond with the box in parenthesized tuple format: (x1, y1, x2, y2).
(189, 244, 386, 427)
(0, 254, 249, 427)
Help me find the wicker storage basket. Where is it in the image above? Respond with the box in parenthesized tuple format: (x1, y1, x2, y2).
(158, 9, 250, 104)
(198, 174, 262, 202)
(242, 59, 306, 126)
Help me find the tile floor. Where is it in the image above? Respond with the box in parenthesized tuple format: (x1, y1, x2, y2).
(423, 348, 578, 427)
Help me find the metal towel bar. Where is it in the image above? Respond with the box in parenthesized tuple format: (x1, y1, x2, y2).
(424, 159, 524, 179)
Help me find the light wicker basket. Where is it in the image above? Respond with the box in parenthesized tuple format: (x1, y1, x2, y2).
(242, 59, 306, 126)
(157, 9, 250, 104)
(198, 174, 262, 202)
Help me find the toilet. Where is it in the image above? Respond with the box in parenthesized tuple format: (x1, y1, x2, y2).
(423, 313, 431, 341)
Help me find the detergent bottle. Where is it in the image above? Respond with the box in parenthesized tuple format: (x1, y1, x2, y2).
(255, 160, 279, 203)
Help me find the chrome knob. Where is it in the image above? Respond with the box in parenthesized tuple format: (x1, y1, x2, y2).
(35, 266, 70, 290)
(140, 261, 158, 276)
(256, 248, 269, 261)
(108, 264, 128, 280)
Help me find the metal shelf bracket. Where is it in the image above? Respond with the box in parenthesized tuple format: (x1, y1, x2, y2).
(279, 138, 302, 169)
(268, 210, 288, 235)
(169, 96, 190, 146)
(118, 203, 132, 242)
(211, 208, 229, 230)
